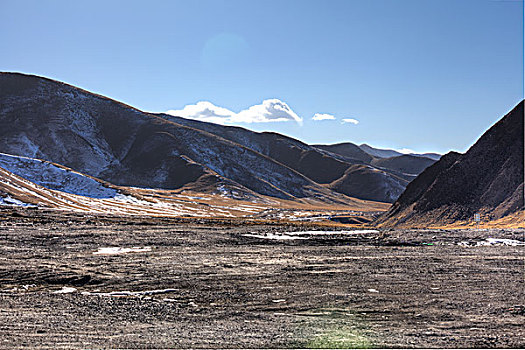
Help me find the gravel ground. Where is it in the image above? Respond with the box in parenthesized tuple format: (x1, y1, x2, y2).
(0, 217, 523, 348)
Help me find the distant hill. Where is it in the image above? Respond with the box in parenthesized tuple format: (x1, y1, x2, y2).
(377, 100, 524, 227)
(314, 142, 438, 176)
(359, 144, 441, 161)
(312, 143, 373, 163)
(359, 144, 402, 159)
(371, 155, 437, 175)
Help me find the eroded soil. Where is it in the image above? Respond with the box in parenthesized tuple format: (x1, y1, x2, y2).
(0, 216, 523, 348)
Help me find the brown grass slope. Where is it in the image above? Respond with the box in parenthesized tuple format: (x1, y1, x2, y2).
(377, 100, 524, 227)
(0, 165, 250, 216)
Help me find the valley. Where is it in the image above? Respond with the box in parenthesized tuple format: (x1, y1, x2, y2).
(1, 1, 523, 348)
(0, 72, 523, 349)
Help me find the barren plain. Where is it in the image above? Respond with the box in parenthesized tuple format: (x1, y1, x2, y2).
(0, 211, 523, 348)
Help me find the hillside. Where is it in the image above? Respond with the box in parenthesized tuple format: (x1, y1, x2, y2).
(0, 72, 437, 204)
(163, 114, 438, 202)
(0, 153, 117, 198)
(371, 155, 436, 175)
(377, 100, 524, 227)
(0, 164, 256, 217)
(0, 72, 352, 202)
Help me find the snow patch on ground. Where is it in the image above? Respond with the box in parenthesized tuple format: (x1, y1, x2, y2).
(243, 233, 309, 240)
(81, 288, 177, 297)
(281, 230, 380, 236)
(52, 287, 77, 294)
(243, 229, 380, 241)
(93, 247, 152, 255)
(459, 238, 524, 247)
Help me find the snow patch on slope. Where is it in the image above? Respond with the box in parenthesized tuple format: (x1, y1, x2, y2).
(0, 195, 35, 207)
(0, 153, 117, 198)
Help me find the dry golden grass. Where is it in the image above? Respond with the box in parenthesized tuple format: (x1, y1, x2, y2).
(0, 166, 389, 222)
(2, 166, 520, 228)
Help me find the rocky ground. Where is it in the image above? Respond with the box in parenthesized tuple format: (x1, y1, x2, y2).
(0, 212, 523, 348)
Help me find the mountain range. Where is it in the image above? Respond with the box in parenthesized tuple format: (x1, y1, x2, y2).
(0, 72, 438, 205)
(2, 72, 520, 228)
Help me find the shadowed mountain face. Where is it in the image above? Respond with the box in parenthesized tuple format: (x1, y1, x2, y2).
(371, 155, 436, 175)
(377, 100, 524, 226)
(327, 164, 408, 203)
(161, 115, 440, 202)
(313, 143, 373, 163)
(0, 72, 438, 203)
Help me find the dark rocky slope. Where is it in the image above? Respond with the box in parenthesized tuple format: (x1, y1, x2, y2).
(377, 100, 524, 226)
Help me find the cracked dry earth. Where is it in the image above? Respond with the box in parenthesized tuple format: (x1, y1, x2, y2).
(0, 221, 523, 348)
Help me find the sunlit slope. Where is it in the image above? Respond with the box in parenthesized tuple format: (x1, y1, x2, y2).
(0, 158, 389, 219)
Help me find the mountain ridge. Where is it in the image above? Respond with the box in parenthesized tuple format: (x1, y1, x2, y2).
(359, 143, 441, 161)
(162, 113, 439, 202)
(0, 72, 438, 204)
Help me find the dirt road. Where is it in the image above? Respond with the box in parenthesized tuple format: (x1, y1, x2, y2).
(0, 218, 523, 348)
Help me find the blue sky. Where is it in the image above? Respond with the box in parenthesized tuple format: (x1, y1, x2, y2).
(1, 0, 523, 154)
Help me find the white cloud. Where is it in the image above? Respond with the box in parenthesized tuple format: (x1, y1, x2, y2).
(341, 118, 359, 125)
(166, 99, 302, 125)
(166, 101, 233, 124)
(396, 148, 416, 154)
(312, 113, 336, 121)
(236, 99, 302, 124)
